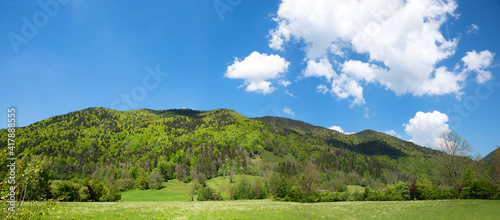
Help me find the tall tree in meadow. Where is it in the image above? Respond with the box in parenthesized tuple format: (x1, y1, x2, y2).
(436, 131, 472, 191)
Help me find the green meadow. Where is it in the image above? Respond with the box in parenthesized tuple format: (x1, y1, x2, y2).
(44, 200, 500, 219)
(120, 175, 263, 202)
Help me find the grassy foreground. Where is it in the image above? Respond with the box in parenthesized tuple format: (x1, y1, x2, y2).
(44, 200, 499, 219)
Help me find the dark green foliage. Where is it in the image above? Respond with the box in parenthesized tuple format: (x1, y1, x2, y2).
(461, 169, 494, 199)
(230, 178, 254, 200)
(197, 187, 221, 201)
(147, 171, 164, 190)
(89, 180, 104, 201)
(24, 156, 53, 200)
(101, 183, 121, 201)
(53, 181, 80, 201)
(129, 167, 138, 180)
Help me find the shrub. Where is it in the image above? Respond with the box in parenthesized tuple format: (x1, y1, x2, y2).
(135, 175, 148, 190)
(319, 191, 330, 202)
(116, 178, 135, 191)
(53, 181, 80, 201)
(89, 180, 104, 201)
(147, 171, 165, 190)
(349, 191, 363, 201)
(78, 186, 90, 201)
(415, 176, 440, 200)
(462, 179, 493, 199)
(338, 192, 350, 201)
(394, 181, 411, 200)
(383, 185, 403, 201)
(440, 187, 458, 199)
(231, 179, 254, 200)
(252, 179, 268, 199)
(197, 186, 222, 201)
(365, 189, 381, 201)
(100, 184, 121, 202)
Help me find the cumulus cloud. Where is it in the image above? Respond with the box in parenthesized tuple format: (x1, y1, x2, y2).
(225, 51, 290, 94)
(462, 50, 495, 83)
(269, 0, 473, 105)
(329, 125, 355, 135)
(283, 106, 295, 116)
(303, 58, 336, 82)
(331, 74, 366, 106)
(404, 111, 450, 148)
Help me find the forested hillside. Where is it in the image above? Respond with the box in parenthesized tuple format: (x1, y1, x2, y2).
(1, 107, 496, 203)
(1, 108, 434, 180)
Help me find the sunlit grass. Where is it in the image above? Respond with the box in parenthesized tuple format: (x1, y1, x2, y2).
(120, 179, 192, 202)
(45, 200, 500, 219)
(347, 185, 365, 193)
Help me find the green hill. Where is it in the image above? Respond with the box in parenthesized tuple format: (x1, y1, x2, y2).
(0, 107, 444, 194)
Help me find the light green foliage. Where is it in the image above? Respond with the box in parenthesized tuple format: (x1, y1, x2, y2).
(134, 175, 148, 190)
(415, 175, 440, 200)
(79, 186, 90, 201)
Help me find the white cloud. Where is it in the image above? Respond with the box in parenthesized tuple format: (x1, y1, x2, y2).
(283, 106, 295, 116)
(364, 107, 373, 119)
(279, 80, 292, 87)
(303, 58, 336, 81)
(384, 130, 401, 138)
(329, 125, 354, 135)
(462, 50, 495, 83)
(284, 90, 296, 98)
(329, 125, 345, 133)
(225, 51, 290, 94)
(269, 0, 472, 105)
(466, 24, 479, 34)
(404, 110, 450, 148)
(316, 84, 329, 94)
(331, 74, 365, 106)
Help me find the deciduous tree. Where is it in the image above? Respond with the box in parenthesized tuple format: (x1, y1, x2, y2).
(436, 131, 472, 191)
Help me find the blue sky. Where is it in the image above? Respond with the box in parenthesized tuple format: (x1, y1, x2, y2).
(1, 0, 499, 157)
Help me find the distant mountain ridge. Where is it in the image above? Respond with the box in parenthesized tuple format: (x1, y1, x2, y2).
(482, 148, 500, 163)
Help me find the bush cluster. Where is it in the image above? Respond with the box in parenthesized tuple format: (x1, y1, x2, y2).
(52, 179, 121, 202)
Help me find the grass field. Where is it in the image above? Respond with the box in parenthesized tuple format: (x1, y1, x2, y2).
(347, 185, 365, 192)
(44, 200, 500, 219)
(121, 175, 262, 201)
(120, 179, 191, 202)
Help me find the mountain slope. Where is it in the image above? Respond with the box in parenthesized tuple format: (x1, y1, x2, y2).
(0, 107, 440, 181)
(482, 148, 500, 163)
